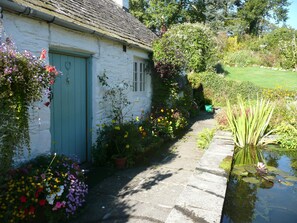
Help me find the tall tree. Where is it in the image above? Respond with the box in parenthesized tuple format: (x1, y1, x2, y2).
(129, 0, 290, 36)
(237, 0, 290, 35)
(130, 0, 207, 34)
(129, 0, 149, 24)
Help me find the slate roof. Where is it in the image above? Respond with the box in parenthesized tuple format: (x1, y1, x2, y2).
(2, 0, 156, 51)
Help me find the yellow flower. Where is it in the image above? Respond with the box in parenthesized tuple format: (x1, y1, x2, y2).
(157, 118, 161, 122)
(161, 109, 164, 112)
(114, 126, 120, 130)
(139, 126, 143, 131)
(124, 131, 129, 138)
(135, 116, 139, 121)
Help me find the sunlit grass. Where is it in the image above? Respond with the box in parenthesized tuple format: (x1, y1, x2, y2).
(225, 66, 297, 91)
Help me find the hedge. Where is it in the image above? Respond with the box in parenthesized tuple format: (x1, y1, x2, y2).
(188, 72, 262, 106)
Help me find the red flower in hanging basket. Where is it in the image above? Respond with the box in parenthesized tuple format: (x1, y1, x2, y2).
(39, 199, 46, 206)
(20, 195, 27, 203)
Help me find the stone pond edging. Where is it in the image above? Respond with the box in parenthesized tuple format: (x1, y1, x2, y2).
(165, 131, 234, 223)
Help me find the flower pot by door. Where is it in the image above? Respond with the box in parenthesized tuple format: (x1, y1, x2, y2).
(114, 157, 127, 169)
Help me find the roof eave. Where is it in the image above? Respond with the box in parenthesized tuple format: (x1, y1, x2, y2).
(0, 0, 153, 52)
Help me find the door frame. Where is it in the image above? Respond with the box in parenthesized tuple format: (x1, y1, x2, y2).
(49, 49, 93, 162)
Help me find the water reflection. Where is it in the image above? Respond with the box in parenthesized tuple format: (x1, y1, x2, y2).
(233, 146, 265, 166)
(221, 146, 297, 223)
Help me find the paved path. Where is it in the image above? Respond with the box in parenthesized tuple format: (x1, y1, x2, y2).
(73, 113, 233, 223)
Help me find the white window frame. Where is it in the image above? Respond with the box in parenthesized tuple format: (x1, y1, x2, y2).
(133, 59, 149, 92)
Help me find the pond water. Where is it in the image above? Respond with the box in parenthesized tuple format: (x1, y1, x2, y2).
(221, 147, 297, 223)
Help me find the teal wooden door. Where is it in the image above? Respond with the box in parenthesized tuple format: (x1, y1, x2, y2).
(49, 53, 87, 162)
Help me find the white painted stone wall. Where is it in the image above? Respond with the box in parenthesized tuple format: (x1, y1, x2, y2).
(2, 11, 152, 162)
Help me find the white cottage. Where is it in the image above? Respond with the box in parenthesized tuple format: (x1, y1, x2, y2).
(0, 0, 156, 162)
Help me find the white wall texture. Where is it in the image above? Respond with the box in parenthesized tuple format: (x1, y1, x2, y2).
(2, 12, 152, 162)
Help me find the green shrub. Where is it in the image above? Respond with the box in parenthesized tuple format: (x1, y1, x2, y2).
(262, 27, 297, 69)
(92, 121, 144, 166)
(263, 27, 297, 52)
(274, 102, 297, 150)
(153, 23, 217, 73)
(276, 123, 297, 150)
(279, 37, 297, 69)
(92, 106, 191, 167)
(188, 72, 262, 107)
(258, 52, 279, 67)
(223, 50, 261, 67)
(149, 107, 189, 139)
(197, 128, 215, 149)
(262, 88, 297, 127)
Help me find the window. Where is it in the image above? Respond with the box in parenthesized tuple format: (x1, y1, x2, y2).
(133, 60, 148, 92)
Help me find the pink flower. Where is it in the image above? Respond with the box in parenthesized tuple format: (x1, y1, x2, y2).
(52, 201, 66, 211)
(41, 173, 46, 179)
(40, 49, 47, 60)
(46, 65, 58, 75)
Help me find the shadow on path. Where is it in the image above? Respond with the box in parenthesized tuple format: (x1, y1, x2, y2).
(72, 112, 215, 223)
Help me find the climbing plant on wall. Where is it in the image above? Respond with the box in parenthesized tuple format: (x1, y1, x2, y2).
(0, 38, 59, 176)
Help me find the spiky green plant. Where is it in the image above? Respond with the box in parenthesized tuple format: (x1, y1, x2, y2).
(226, 97, 275, 148)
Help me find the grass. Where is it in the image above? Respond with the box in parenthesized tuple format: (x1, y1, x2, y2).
(225, 66, 297, 91)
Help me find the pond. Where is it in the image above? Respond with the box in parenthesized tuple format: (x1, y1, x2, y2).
(221, 146, 297, 223)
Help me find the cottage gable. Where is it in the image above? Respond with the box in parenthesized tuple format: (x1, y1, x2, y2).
(2, 0, 156, 50)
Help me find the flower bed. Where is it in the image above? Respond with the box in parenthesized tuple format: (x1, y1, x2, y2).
(0, 154, 88, 222)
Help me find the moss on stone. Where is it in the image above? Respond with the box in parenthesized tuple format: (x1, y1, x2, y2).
(219, 156, 233, 173)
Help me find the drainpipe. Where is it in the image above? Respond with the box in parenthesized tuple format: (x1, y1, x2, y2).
(0, 1, 152, 52)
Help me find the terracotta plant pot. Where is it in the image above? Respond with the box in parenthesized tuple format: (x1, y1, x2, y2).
(114, 157, 127, 169)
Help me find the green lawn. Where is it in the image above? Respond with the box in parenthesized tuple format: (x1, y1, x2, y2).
(225, 66, 297, 91)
